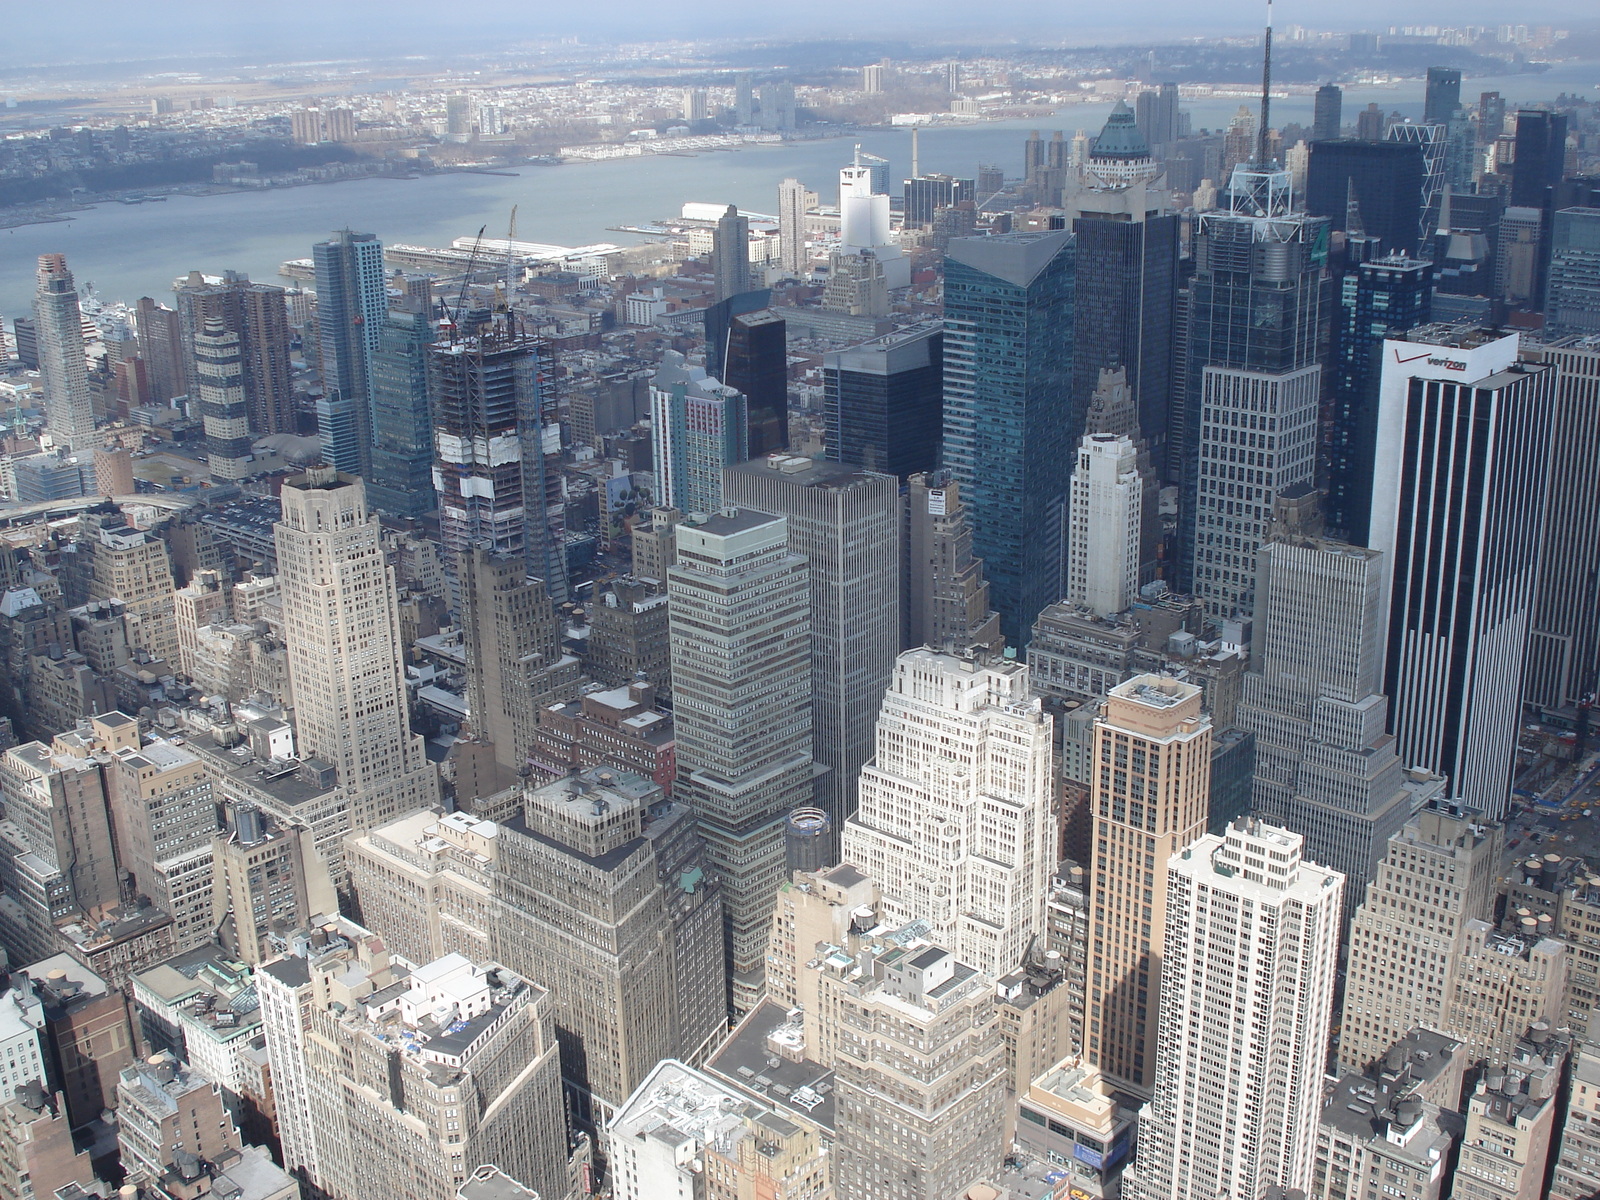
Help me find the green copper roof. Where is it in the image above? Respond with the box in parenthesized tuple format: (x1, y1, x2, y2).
(1092, 100, 1151, 161)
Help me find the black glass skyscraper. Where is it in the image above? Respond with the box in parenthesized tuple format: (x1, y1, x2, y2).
(1326, 256, 1433, 545)
(823, 323, 942, 480)
(723, 309, 788, 458)
(1306, 140, 1426, 257)
(1423, 67, 1462, 126)
(1511, 110, 1569, 208)
(1312, 84, 1342, 142)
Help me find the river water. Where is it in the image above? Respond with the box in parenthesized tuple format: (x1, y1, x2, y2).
(2, 61, 1596, 318)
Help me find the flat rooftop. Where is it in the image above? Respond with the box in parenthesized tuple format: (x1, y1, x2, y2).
(705, 1000, 836, 1134)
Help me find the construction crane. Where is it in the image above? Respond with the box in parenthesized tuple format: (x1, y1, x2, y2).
(495, 205, 519, 313)
(444, 224, 488, 337)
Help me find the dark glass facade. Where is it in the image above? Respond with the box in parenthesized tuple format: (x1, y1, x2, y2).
(1069, 213, 1180, 475)
(1326, 257, 1433, 544)
(823, 324, 943, 480)
(942, 232, 1075, 646)
(367, 307, 437, 517)
(1306, 140, 1426, 257)
(723, 309, 788, 458)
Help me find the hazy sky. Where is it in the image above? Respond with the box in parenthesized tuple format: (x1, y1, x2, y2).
(9, 1, 1599, 66)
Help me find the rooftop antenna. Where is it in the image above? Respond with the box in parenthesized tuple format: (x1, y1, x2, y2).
(1257, 0, 1274, 167)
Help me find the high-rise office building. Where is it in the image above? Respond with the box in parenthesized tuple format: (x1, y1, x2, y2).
(457, 548, 578, 793)
(724, 457, 901, 833)
(1424, 66, 1462, 126)
(134, 296, 185, 404)
(211, 803, 332, 965)
(768, 869, 1006, 1200)
(712, 205, 750, 300)
(1454, 1028, 1569, 1200)
(430, 324, 568, 602)
(257, 939, 570, 1200)
(842, 648, 1053, 979)
(492, 767, 726, 1126)
(1065, 434, 1143, 618)
(1134, 82, 1180, 152)
(193, 317, 253, 480)
(1065, 107, 1180, 478)
(366, 304, 436, 517)
(904, 471, 1003, 654)
(1546, 207, 1600, 335)
(650, 351, 748, 517)
(777, 177, 811, 276)
(1086, 675, 1211, 1095)
(903, 173, 974, 227)
(1182, 163, 1331, 613)
(681, 87, 708, 122)
(274, 467, 438, 841)
(104, 737, 217, 953)
(1337, 800, 1502, 1074)
(822, 322, 942, 480)
(87, 524, 179, 665)
(1326, 255, 1433, 544)
(1305, 141, 1426, 256)
(1081, 365, 1160, 584)
(32, 256, 95, 450)
(943, 231, 1075, 645)
(1550, 1040, 1600, 1200)
(1371, 328, 1555, 817)
(172, 270, 295, 436)
(1131, 820, 1342, 1200)
(1313, 83, 1343, 140)
(116, 1054, 243, 1186)
(312, 230, 386, 473)
(1527, 338, 1600, 713)
(667, 509, 816, 1012)
(1511, 109, 1569, 208)
(1238, 490, 1445, 918)
(720, 308, 788, 458)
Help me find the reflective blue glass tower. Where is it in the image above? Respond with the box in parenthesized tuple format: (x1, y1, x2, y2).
(366, 305, 437, 517)
(942, 230, 1075, 646)
(312, 229, 386, 473)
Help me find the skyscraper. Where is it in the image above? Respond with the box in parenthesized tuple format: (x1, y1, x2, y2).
(1238, 489, 1445, 917)
(492, 767, 726, 1127)
(172, 270, 295, 436)
(1546, 207, 1600, 334)
(1131, 820, 1342, 1200)
(1086, 675, 1211, 1095)
(1181, 163, 1331, 613)
(1423, 66, 1462, 126)
(32, 256, 95, 450)
(365, 305, 436, 517)
(193, 317, 253, 480)
(822, 322, 942, 480)
(1065, 105, 1180, 479)
(904, 471, 1003, 653)
(1065, 434, 1143, 618)
(1511, 109, 1568, 208)
(1326, 255, 1434, 544)
(942, 231, 1075, 645)
(649, 351, 748, 516)
(667, 509, 816, 1012)
(711, 205, 750, 300)
(430, 324, 568, 602)
(1134, 83, 1180, 152)
(724, 457, 901, 834)
(718, 308, 787, 458)
(257, 938, 570, 1200)
(842, 648, 1054, 979)
(903, 173, 974, 227)
(312, 230, 386, 473)
(1527, 338, 1600, 713)
(1313, 83, 1343, 141)
(839, 151, 909, 288)
(1371, 328, 1555, 817)
(274, 467, 439, 840)
(1337, 801, 1502, 1075)
(1305, 140, 1426, 256)
(134, 297, 185, 404)
(776, 176, 811, 276)
(458, 548, 577, 790)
